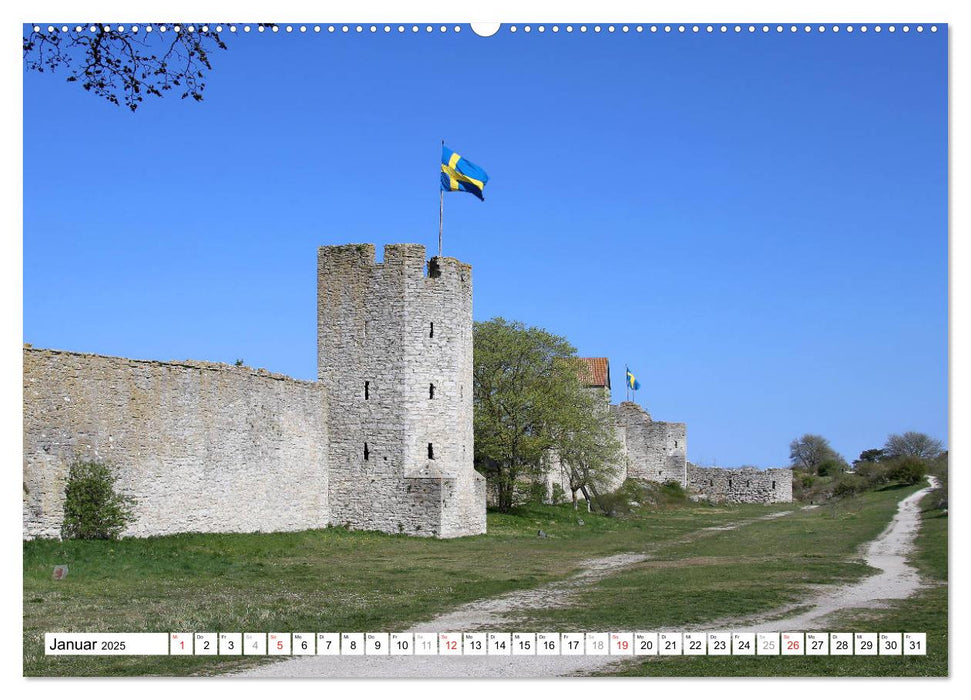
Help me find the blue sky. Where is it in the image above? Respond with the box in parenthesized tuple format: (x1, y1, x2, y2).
(22, 24, 948, 467)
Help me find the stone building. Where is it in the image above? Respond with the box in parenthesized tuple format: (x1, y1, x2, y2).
(544, 357, 791, 506)
(23, 243, 486, 540)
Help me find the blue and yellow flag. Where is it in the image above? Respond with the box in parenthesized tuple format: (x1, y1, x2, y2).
(626, 368, 641, 391)
(441, 144, 489, 200)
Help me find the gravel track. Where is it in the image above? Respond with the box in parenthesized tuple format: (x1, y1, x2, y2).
(236, 480, 936, 677)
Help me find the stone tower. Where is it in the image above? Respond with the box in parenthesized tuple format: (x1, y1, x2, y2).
(317, 243, 486, 538)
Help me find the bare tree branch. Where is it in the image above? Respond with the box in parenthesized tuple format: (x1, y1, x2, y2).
(22, 23, 260, 112)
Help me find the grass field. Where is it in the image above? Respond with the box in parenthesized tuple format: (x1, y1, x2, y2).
(23, 481, 946, 678)
(598, 485, 948, 677)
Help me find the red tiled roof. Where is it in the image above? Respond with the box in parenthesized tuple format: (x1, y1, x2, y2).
(578, 357, 610, 389)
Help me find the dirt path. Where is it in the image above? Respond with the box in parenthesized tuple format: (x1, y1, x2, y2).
(723, 476, 938, 634)
(237, 480, 935, 678)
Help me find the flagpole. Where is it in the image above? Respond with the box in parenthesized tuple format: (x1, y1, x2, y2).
(438, 139, 445, 259)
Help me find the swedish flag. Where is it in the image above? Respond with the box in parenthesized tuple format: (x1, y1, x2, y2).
(441, 144, 489, 200)
(626, 368, 641, 391)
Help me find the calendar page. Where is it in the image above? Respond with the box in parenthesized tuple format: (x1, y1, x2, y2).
(18, 0, 951, 689)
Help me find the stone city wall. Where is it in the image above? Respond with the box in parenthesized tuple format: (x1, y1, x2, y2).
(23, 347, 329, 539)
(687, 464, 793, 503)
(613, 402, 687, 486)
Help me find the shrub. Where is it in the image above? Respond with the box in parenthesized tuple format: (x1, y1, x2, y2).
(854, 461, 892, 486)
(550, 483, 566, 505)
(884, 456, 928, 486)
(833, 474, 868, 499)
(61, 460, 136, 540)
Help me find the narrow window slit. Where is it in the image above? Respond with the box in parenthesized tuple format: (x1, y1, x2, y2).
(364, 381, 369, 400)
(364, 443, 370, 461)
(429, 321, 434, 338)
(428, 443, 435, 460)
(429, 383, 435, 399)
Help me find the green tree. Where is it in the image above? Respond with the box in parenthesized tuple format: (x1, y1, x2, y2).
(854, 448, 886, 465)
(61, 460, 136, 539)
(883, 431, 944, 460)
(473, 318, 618, 512)
(789, 433, 843, 476)
(549, 376, 622, 511)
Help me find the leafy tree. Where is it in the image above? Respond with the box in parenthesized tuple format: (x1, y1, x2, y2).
(549, 377, 622, 511)
(789, 433, 843, 475)
(61, 460, 136, 539)
(473, 318, 618, 512)
(883, 431, 944, 460)
(23, 23, 236, 111)
(854, 448, 886, 465)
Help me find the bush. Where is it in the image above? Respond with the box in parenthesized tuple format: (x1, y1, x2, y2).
(854, 460, 892, 486)
(884, 456, 928, 486)
(550, 483, 566, 505)
(816, 459, 844, 477)
(61, 460, 136, 540)
(833, 474, 868, 499)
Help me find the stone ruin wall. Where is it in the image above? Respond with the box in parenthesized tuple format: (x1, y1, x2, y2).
(316, 244, 485, 538)
(612, 402, 687, 486)
(23, 347, 329, 539)
(687, 464, 793, 504)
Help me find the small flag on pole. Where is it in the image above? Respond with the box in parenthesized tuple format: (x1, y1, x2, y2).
(626, 368, 641, 391)
(441, 144, 489, 200)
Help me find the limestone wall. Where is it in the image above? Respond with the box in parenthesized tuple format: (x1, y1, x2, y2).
(687, 464, 793, 503)
(316, 244, 485, 538)
(23, 348, 329, 539)
(613, 402, 687, 486)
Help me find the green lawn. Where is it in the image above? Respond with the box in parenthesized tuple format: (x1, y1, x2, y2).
(24, 482, 945, 678)
(597, 485, 948, 677)
(24, 500, 779, 676)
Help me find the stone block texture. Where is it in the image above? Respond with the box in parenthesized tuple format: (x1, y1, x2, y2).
(23, 242, 487, 540)
(687, 464, 793, 504)
(23, 348, 328, 539)
(317, 244, 485, 538)
(613, 402, 687, 485)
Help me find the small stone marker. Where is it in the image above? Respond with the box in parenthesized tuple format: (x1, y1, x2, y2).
(52, 565, 68, 580)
